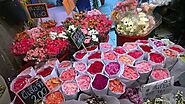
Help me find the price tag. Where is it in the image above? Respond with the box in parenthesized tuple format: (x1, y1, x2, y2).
(17, 78, 49, 104)
(71, 28, 86, 49)
(26, 3, 49, 18)
(141, 77, 174, 101)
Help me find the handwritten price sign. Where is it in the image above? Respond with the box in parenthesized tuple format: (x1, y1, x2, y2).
(18, 79, 49, 104)
(141, 77, 174, 101)
(26, 3, 49, 18)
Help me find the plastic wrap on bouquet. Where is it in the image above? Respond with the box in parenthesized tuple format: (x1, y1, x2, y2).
(73, 61, 87, 74)
(108, 78, 126, 98)
(149, 66, 170, 82)
(122, 42, 138, 52)
(171, 56, 185, 81)
(118, 54, 135, 66)
(135, 60, 152, 84)
(45, 77, 62, 91)
(18, 66, 36, 77)
(62, 80, 79, 100)
(46, 58, 60, 70)
(78, 93, 120, 104)
(148, 52, 166, 67)
(73, 50, 88, 63)
(128, 50, 144, 62)
(59, 67, 77, 82)
(58, 60, 72, 74)
(120, 65, 140, 87)
(87, 59, 105, 78)
(161, 48, 178, 70)
(104, 61, 122, 78)
(91, 74, 109, 96)
(44, 88, 65, 104)
(88, 51, 102, 61)
(99, 43, 113, 52)
(86, 45, 99, 54)
(169, 45, 185, 55)
(102, 50, 118, 64)
(76, 74, 92, 94)
(113, 46, 126, 55)
(36, 67, 58, 81)
(138, 44, 154, 60)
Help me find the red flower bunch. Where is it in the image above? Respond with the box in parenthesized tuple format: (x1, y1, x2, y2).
(45, 39, 69, 56)
(87, 61, 104, 75)
(11, 26, 69, 62)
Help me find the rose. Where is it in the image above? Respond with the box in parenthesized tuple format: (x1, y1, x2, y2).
(37, 67, 53, 77)
(87, 61, 104, 75)
(122, 65, 139, 80)
(59, 60, 72, 69)
(113, 47, 126, 54)
(118, 55, 135, 65)
(128, 50, 143, 59)
(73, 61, 86, 73)
(62, 81, 78, 95)
(74, 51, 87, 59)
(105, 62, 120, 76)
(169, 45, 185, 53)
(151, 68, 170, 80)
(11, 75, 31, 92)
(103, 51, 117, 60)
(135, 61, 152, 73)
(123, 42, 137, 51)
(139, 45, 153, 52)
(88, 51, 101, 60)
(46, 77, 61, 90)
(46, 91, 64, 104)
(60, 68, 76, 82)
(76, 74, 91, 91)
(109, 79, 125, 93)
(162, 49, 177, 58)
(92, 74, 108, 90)
(149, 52, 165, 63)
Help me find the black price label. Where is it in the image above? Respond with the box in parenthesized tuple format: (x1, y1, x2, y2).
(26, 3, 49, 18)
(18, 79, 49, 104)
(71, 28, 86, 49)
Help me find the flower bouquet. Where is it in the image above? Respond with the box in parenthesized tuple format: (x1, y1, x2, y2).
(62, 80, 79, 100)
(104, 62, 121, 78)
(11, 26, 69, 63)
(112, 0, 161, 45)
(108, 78, 126, 98)
(62, 10, 112, 47)
(76, 74, 92, 94)
(45, 90, 65, 104)
(87, 60, 105, 77)
(91, 74, 109, 96)
(150, 67, 170, 82)
(40, 20, 57, 29)
(120, 65, 140, 86)
(45, 77, 62, 91)
(58, 60, 72, 74)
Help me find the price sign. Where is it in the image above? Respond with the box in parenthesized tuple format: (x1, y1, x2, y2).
(71, 28, 86, 49)
(26, 3, 49, 18)
(18, 78, 49, 104)
(141, 77, 174, 101)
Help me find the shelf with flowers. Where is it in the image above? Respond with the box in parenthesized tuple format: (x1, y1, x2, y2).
(11, 25, 70, 67)
(111, 0, 162, 46)
(61, 9, 113, 48)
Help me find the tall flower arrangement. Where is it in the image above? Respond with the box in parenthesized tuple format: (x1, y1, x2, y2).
(11, 26, 69, 63)
(62, 9, 112, 46)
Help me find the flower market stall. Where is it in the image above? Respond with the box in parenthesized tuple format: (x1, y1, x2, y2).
(8, 1, 185, 104)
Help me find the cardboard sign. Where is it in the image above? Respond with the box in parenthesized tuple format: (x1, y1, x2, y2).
(18, 79, 49, 104)
(26, 3, 49, 18)
(141, 77, 174, 101)
(63, 0, 76, 15)
(71, 28, 86, 49)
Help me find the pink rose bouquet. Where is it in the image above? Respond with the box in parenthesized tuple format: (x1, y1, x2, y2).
(59, 68, 77, 82)
(73, 61, 87, 73)
(76, 74, 91, 93)
(150, 67, 170, 81)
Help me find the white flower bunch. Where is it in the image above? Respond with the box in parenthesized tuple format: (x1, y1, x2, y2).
(49, 31, 68, 40)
